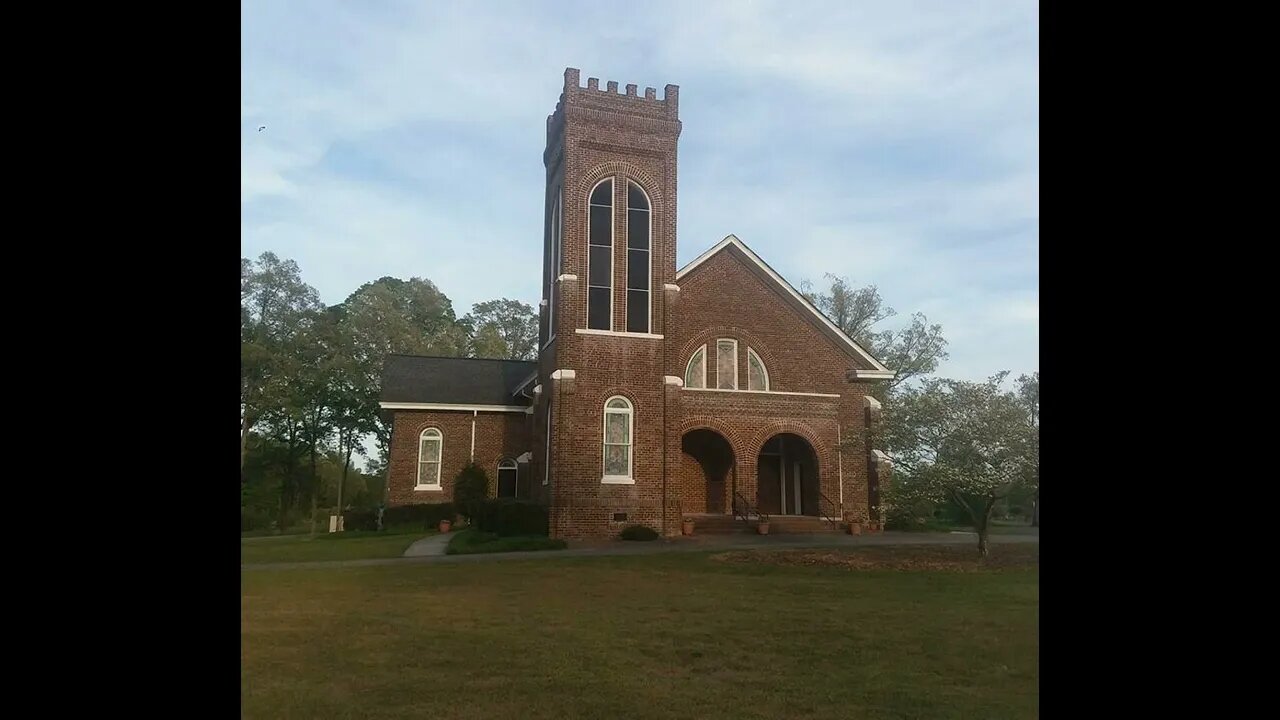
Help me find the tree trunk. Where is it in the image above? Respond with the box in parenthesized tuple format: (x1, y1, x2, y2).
(1031, 489, 1039, 527)
(241, 410, 253, 473)
(338, 433, 352, 529)
(308, 441, 320, 538)
(976, 498, 997, 558)
(278, 425, 298, 531)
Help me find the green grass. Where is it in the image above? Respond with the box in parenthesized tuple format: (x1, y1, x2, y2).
(445, 528, 568, 555)
(240, 529, 433, 564)
(241, 546, 1038, 719)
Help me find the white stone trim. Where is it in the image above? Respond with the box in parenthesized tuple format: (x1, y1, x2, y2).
(864, 396, 882, 411)
(664, 283, 680, 292)
(676, 234, 893, 373)
(381, 402, 528, 413)
(575, 328, 664, 339)
(557, 273, 578, 282)
(871, 449, 892, 465)
(852, 370, 896, 380)
(682, 387, 840, 398)
(550, 369, 576, 380)
(663, 375, 684, 386)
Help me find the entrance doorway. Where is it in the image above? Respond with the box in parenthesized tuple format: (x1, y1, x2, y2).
(756, 433, 819, 516)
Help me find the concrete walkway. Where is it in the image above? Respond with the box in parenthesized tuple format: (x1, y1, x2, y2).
(402, 533, 451, 558)
(242, 530, 1037, 572)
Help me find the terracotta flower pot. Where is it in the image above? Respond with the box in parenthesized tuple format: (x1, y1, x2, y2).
(757, 522, 770, 535)
(681, 520, 695, 536)
(438, 519, 452, 533)
(848, 522, 862, 536)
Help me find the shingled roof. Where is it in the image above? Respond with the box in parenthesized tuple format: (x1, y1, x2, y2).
(380, 355, 537, 406)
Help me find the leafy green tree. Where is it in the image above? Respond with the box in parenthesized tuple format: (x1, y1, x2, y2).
(882, 372, 1036, 556)
(1015, 372, 1039, 526)
(462, 299, 538, 360)
(241, 253, 322, 472)
(800, 274, 947, 390)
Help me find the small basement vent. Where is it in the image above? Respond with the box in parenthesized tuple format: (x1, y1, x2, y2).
(612, 512, 628, 523)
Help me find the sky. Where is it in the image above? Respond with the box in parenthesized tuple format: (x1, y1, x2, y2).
(241, 0, 1038, 384)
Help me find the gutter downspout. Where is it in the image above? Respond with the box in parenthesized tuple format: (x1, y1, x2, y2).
(837, 423, 844, 518)
(470, 410, 477, 462)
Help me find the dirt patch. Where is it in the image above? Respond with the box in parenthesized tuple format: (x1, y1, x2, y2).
(710, 544, 1038, 572)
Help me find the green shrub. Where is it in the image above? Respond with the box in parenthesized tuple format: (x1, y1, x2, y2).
(445, 529, 567, 555)
(473, 499, 549, 537)
(453, 463, 490, 522)
(343, 503, 456, 532)
(619, 525, 658, 541)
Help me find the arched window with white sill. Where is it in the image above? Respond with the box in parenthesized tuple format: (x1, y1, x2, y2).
(416, 428, 443, 489)
(602, 396, 634, 482)
(747, 347, 769, 391)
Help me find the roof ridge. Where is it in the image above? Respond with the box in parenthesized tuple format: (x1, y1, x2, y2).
(385, 353, 537, 363)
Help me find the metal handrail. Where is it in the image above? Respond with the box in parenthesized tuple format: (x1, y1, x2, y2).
(817, 490, 841, 530)
(732, 491, 760, 526)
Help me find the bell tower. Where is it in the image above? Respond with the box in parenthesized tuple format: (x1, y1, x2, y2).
(536, 67, 683, 538)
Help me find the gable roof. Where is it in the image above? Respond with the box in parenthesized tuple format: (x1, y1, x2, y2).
(676, 234, 894, 375)
(380, 355, 537, 406)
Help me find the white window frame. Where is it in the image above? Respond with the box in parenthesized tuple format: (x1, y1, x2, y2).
(746, 347, 770, 391)
(497, 458, 519, 499)
(716, 338, 738, 390)
(586, 177, 614, 331)
(602, 395, 634, 484)
(415, 428, 443, 490)
(684, 345, 707, 389)
(625, 180, 652, 334)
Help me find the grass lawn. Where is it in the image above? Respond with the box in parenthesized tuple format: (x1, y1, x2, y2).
(240, 530, 432, 564)
(445, 528, 568, 555)
(241, 545, 1038, 719)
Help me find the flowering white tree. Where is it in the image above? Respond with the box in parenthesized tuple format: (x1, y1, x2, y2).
(883, 372, 1037, 557)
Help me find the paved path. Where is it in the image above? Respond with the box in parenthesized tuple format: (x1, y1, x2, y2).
(402, 533, 451, 558)
(242, 531, 1037, 572)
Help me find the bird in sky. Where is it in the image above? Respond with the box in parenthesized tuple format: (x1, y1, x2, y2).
(257, 125, 266, 132)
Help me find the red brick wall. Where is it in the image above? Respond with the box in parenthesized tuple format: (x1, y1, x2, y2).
(387, 410, 533, 506)
(674, 246, 881, 525)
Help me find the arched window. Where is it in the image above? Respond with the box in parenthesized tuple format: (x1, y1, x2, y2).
(716, 338, 738, 389)
(602, 396, 633, 482)
(497, 458, 519, 499)
(587, 179, 613, 330)
(747, 347, 769, 391)
(626, 181, 651, 333)
(416, 428, 443, 489)
(548, 190, 562, 341)
(684, 345, 706, 388)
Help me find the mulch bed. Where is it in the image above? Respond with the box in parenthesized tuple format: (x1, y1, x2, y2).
(710, 543, 1039, 572)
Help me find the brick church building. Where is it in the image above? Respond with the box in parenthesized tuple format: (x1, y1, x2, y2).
(380, 68, 895, 538)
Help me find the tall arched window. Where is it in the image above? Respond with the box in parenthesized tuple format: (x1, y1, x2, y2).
(747, 347, 770, 391)
(548, 191, 562, 341)
(716, 338, 738, 389)
(416, 428, 443, 489)
(684, 345, 706, 388)
(497, 458, 519, 499)
(587, 179, 613, 330)
(626, 181, 651, 333)
(602, 396, 633, 482)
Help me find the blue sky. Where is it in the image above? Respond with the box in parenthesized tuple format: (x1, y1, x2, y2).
(241, 0, 1038, 383)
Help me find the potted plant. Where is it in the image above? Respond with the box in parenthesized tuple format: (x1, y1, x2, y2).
(848, 518, 863, 535)
(757, 512, 771, 535)
(681, 517, 695, 536)
(438, 518, 452, 533)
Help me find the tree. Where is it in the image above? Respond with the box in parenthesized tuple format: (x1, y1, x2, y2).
(800, 274, 947, 389)
(462, 299, 538, 360)
(882, 372, 1036, 556)
(453, 463, 490, 524)
(241, 253, 322, 472)
(336, 276, 468, 477)
(1015, 372, 1039, 527)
